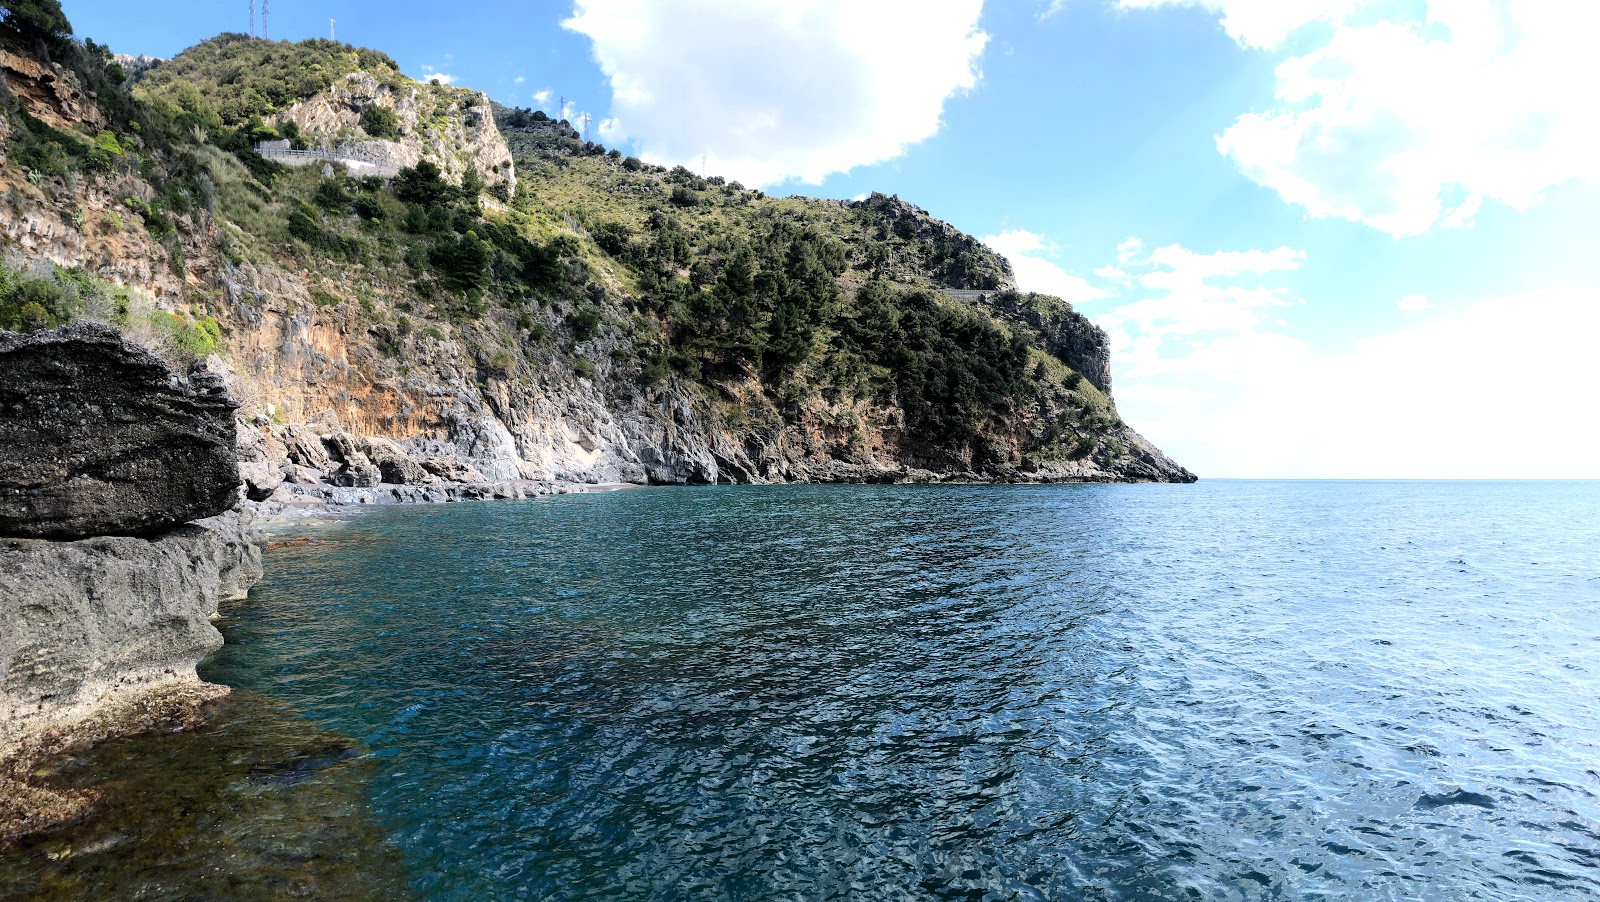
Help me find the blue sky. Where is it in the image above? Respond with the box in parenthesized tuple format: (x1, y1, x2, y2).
(64, 0, 1599, 477)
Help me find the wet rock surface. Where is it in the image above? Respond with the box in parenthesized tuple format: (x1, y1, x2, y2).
(0, 323, 240, 540)
(0, 692, 407, 899)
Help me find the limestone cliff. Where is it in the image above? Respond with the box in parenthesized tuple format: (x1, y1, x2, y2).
(272, 71, 515, 192)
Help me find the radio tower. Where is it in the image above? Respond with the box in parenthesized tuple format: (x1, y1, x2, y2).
(262, 0, 269, 39)
(248, 0, 255, 37)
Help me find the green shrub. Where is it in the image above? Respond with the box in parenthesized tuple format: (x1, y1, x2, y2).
(482, 348, 514, 376)
(427, 230, 491, 293)
(394, 160, 453, 206)
(0, 263, 81, 331)
(313, 178, 349, 212)
(156, 312, 222, 364)
(361, 104, 399, 139)
(565, 307, 601, 341)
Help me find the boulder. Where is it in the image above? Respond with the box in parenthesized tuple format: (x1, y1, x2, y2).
(273, 424, 335, 473)
(420, 456, 487, 484)
(0, 323, 239, 540)
(321, 432, 382, 488)
(359, 436, 430, 485)
(236, 421, 286, 502)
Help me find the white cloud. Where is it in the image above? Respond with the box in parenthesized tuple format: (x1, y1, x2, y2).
(533, 89, 551, 106)
(513, 75, 526, 85)
(1095, 241, 1304, 382)
(562, 0, 987, 187)
(981, 230, 1110, 304)
(1124, 1, 1600, 236)
(1116, 0, 1363, 50)
(419, 66, 457, 86)
(1116, 284, 1600, 478)
(1050, 235, 1599, 477)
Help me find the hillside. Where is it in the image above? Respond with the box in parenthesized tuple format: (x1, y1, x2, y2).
(0, 7, 1193, 486)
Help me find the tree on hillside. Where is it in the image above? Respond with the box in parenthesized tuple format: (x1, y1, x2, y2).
(361, 104, 398, 139)
(394, 160, 452, 206)
(0, 0, 72, 47)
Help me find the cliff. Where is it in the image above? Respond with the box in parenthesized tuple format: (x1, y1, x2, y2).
(271, 71, 515, 193)
(0, 19, 1193, 487)
(0, 324, 263, 845)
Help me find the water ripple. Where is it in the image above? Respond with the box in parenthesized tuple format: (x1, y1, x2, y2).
(205, 481, 1600, 900)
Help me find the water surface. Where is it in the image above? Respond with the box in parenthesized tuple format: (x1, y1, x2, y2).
(28, 482, 1600, 898)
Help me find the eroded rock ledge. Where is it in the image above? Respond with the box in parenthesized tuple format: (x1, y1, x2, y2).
(0, 322, 239, 539)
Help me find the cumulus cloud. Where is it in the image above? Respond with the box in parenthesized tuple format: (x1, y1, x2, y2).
(1115, 284, 1600, 478)
(980, 230, 1109, 304)
(1094, 241, 1304, 387)
(1123, 1, 1600, 236)
(419, 65, 457, 86)
(562, 0, 987, 187)
(533, 89, 551, 106)
(513, 75, 526, 85)
(1042, 237, 1600, 477)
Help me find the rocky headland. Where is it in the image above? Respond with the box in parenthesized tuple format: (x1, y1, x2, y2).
(0, 324, 263, 843)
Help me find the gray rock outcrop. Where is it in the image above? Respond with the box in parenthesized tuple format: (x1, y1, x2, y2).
(0, 323, 240, 539)
(359, 436, 430, 485)
(0, 511, 261, 734)
(0, 324, 265, 844)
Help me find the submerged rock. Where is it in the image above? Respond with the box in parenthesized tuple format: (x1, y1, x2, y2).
(0, 323, 240, 540)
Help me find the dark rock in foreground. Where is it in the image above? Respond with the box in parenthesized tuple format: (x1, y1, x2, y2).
(0, 323, 240, 539)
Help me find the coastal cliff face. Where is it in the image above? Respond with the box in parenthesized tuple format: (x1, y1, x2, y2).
(0, 323, 263, 844)
(1, 25, 1194, 487)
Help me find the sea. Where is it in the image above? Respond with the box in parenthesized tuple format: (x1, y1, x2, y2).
(5, 481, 1599, 900)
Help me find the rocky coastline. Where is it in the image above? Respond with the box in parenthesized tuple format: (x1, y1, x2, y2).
(0, 324, 264, 843)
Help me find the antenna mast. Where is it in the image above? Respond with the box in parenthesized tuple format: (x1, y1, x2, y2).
(249, 0, 255, 37)
(262, 0, 269, 39)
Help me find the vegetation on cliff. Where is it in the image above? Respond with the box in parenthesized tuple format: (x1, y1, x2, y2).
(133, 34, 402, 132)
(0, 1, 1190, 481)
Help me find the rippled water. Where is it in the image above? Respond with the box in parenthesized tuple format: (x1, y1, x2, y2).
(29, 482, 1600, 899)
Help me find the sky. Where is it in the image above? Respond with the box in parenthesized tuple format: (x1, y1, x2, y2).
(63, 0, 1600, 478)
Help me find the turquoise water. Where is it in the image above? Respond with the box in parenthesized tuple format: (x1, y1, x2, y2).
(201, 482, 1600, 899)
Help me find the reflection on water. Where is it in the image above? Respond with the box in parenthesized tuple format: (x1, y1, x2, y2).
(0, 691, 406, 900)
(10, 482, 1600, 900)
